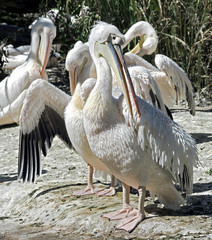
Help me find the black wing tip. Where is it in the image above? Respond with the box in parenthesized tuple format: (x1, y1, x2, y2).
(18, 106, 73, 183)
(18, 131, 41, 183)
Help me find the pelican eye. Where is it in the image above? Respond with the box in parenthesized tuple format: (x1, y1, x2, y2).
(110, 34, 123, 45)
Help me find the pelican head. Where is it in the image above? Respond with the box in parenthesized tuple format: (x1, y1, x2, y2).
(28, 17, 56, 77)
(123, 21, 158, 56)
(89, 21, 140, 117)
(65, 41, 92, 95)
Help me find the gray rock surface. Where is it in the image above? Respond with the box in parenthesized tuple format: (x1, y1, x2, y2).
(0, 104, 211, 240)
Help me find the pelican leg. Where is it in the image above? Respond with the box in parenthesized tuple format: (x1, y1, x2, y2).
(102, 183, 135, 220)
(97, 174, 116, 196)
(72, 164, 103, 196)
(116, 186, 146, 233)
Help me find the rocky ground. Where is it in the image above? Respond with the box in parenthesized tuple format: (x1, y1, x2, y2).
(0, 66, 211, 239)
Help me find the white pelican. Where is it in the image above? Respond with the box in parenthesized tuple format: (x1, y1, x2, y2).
(122, 21, 158, 56)
(0, 17, 56, 126)
(65, 38, 172, 195)
(2, 44, 60, 70)
(82, 22, 199, 232)
(1, 45, 30, 70)
(123, 21, 195, 115)
(65, 41, 116, 196)
(3, 44, 30, 56)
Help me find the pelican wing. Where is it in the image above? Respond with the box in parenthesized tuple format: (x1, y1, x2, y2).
(122, 98, 199, 194)
(2, 53, 27, 70)
(0, 70, 30, 108)
(128, 65, 171, 117)
(155, 54, 195, 115)
(3, 44, 30, 56)
(18, 79, 72, 182)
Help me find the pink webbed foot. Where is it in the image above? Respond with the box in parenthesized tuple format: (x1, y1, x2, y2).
(102, 204, 135, 220)
(97, 187, 116, 196)
(72, 186, 103, 196)
(116, 209, 146, 233)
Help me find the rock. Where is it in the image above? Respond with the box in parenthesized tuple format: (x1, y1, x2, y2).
(0, 74, 212, 239)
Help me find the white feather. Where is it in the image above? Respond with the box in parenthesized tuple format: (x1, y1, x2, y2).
(20, 79, 71, 134)
(124, 52, 195, 115)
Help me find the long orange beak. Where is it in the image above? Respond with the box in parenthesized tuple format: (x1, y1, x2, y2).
(130, 35, 145, 55)
(95, 39, 141, 118)
(39, 33, 54, 78)
(69, 64, 78, 96)
(114, 45, 141, 118)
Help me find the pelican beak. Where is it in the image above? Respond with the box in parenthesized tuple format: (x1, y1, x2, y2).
(130, 35, 146, 56)
(115, 45, 141, 118)
(39, 31, 55, 78)
(69, 64, 78, 96)
(69, 57, 88, 95)
(130, 34, 158, 56)
(95, 38, 141, 118)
